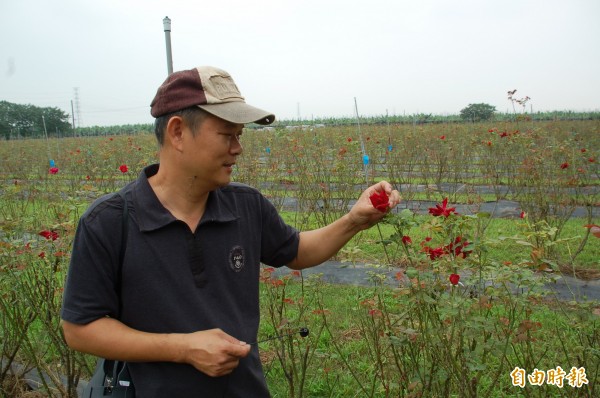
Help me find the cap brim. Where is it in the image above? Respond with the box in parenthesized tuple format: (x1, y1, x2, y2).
(197, 102, 275, 125)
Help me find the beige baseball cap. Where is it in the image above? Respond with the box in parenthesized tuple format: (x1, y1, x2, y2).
(150, 66, 275, 125)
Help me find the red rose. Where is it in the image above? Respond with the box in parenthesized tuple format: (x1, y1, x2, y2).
(369, 190, 389, 212)
(584, 224, 600, 238)
(428, 198, 456, 217)
(423, 246, 444, 260)
(445, 236, 471, 258)
(39, 230, 59, 241)
(560, 162, 569, 169)
(401, 235, 412, 245)
(119, 164, 129, 173)
(449, 273, 460, 285)
(49, 167, 59, 174)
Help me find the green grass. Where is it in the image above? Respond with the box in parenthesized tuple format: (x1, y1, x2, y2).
(257, 274, 599, 397)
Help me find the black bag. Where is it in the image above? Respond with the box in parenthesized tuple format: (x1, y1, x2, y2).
(82, 359, 135, 397)
(82, 191, 135, 397)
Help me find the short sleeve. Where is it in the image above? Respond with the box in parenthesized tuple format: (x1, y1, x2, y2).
(259, 196, 299, 267)
(61, 199, 123, 324)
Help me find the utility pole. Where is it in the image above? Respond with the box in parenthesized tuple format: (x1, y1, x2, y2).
(70, 100, 76, 136)
(73, 87, 82, 127)
(163, 16, 173, 75)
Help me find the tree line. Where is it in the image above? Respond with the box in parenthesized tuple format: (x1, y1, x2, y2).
(0, 100, 74, 139)
(1, 100, 599, 140)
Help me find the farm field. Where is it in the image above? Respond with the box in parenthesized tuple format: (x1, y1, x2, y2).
(0, 119, 599, 397)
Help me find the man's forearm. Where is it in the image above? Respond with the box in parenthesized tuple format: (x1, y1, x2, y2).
(62, 317, 184, 363)
(288, 214, 362, 270)
(63, 318, 251, 377)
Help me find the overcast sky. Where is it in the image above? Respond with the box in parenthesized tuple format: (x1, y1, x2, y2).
(2, 0, 599, 126)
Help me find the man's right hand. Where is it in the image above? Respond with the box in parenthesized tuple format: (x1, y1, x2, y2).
(179, 328, 251, 377)
(62, 318, 250, 377)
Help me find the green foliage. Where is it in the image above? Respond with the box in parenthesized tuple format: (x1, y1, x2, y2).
(259, 268, 599, 397)
(0, 100, 72, 139)
(460, 103, 497, 122)
(75, 123, 153, 137)
(0, 120, 598, 396)
(260, 203, 599, 397)
(271, 110, 600, 128)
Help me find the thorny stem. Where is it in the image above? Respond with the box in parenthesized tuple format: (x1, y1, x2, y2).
(376, 223, 392, 266)
(318, 302, 371, 397)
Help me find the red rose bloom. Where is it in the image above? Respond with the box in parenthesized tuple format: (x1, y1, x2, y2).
(119, 164, 129, 173)
(39, 230, 59, 241)
(428, 198, 456, 217)
(560, 162, 569, 169)
(449, 273, 460, 285)
(369, 190, 389, 213)
(49, 167, 59, 174)
(584, 224, 600, 238)
(445, 236, 471, 258)
(423, 246, 444, 260)
(401, 235, 412, 245)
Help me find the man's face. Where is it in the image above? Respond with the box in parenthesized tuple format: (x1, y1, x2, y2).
(181, 113, 244, 189)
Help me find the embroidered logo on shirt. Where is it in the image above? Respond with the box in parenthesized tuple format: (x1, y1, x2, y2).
(229, 246, 245, 272)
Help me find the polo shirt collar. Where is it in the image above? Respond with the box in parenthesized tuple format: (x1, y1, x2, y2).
(132, 164, 239, 232)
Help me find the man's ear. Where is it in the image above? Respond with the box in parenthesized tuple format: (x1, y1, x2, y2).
(165, 116, 185, 152)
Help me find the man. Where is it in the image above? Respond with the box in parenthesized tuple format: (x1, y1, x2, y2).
(61, 66, 400, 396)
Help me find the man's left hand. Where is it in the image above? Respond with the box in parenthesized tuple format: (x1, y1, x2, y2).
(347, 181, 401, 231)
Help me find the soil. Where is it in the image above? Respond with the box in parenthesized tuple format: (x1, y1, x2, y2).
(273, 261, 600, 303)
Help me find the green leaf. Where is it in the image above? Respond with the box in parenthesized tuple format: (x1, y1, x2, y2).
(515, 240, 534, 246)
(405, 268, 419, 278)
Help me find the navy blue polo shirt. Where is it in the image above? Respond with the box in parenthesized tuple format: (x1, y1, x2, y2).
(61, 164, 299, 397)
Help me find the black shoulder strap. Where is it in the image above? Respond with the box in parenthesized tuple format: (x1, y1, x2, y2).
(85, 191, 132, 396)
(115, 190, 129, 318)
(117, 190, 129, 266)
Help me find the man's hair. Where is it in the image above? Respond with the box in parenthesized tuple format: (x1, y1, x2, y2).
(154, 107, 209, 145)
